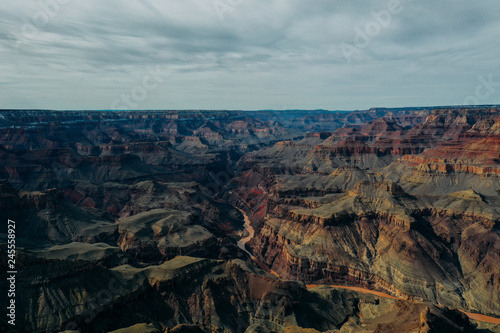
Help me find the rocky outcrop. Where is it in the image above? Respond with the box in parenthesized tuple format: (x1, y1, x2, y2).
(1, 107, 499, 332)
(400, 112, 500, 176)
(116, 209, 227, 262)
(1, 251, 485, 333)
(0, 181, 117, 245)
(232, 108, 500, 318)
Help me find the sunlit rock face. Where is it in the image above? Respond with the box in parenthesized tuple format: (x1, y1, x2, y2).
(230, 107, 500, 318)
(0, 107, 499, 332)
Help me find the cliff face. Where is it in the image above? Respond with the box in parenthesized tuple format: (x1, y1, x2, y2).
(0, 250, 479, 333)
(401, 116, 500, 176)
(230, 107, 500, 318)
(0, 108, 499, 332)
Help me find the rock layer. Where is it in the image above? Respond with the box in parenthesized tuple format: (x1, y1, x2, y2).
(0, 107, 499, 332)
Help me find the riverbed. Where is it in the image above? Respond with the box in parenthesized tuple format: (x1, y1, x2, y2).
(236, 208, 500, 325)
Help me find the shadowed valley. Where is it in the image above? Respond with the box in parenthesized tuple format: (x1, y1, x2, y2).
(0, 108, 499, 333)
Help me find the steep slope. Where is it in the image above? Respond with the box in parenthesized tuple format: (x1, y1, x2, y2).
(230, 107, 500, 317)
(0, 251, 484, 333)
(0, 108, 499, 332)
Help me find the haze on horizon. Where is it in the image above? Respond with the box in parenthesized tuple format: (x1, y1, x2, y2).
(1, 0, 500, 111)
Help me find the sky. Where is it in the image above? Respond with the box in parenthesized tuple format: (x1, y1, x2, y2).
(1, 0, 500, 110)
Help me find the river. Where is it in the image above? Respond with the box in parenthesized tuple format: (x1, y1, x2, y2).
(236, 208, 280, 277)
(236, 208, 500, 325)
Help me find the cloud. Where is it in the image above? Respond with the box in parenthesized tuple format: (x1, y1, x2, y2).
(1, 0, 499, 110)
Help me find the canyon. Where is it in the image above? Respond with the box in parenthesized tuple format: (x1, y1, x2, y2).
(0, 107, 499, 332)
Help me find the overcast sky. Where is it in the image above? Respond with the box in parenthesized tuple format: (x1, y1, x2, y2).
(1, 0, 500, 110)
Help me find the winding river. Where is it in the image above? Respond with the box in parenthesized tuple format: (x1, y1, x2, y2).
(236, 208, 280, 277)
(236, 208, 255, 258)
(236, 208, 500, 325)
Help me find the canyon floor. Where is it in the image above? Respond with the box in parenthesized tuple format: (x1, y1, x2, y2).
(0, 107, 499, 333)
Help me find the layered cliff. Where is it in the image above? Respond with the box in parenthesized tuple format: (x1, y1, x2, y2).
(1, 108, 499, 332)
(230, 107, 500, 318)
(0, 250, 483, 333)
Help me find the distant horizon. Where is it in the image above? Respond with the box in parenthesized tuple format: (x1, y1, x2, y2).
(1, 104, 499, 113)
